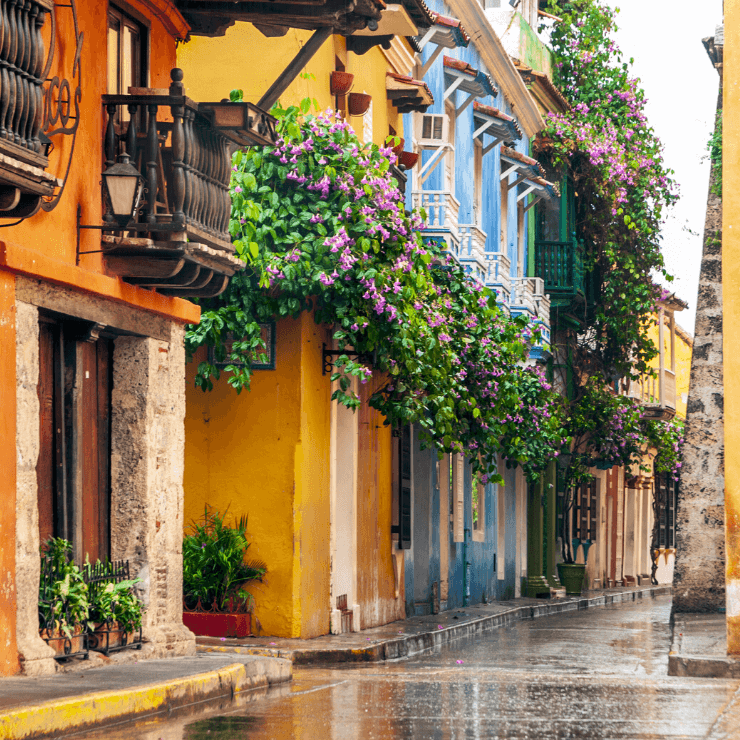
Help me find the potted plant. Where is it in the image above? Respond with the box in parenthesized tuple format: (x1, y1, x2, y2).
(557, 378, 647, 594)
(88, 575, 144, 653)
(182, 506, 266, 638)
(38, 538, 91, 657)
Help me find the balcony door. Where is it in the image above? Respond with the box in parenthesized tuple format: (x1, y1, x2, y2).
(37, 316, 114, 564)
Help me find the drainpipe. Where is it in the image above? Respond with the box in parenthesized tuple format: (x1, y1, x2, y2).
(463, 527, 471, 606)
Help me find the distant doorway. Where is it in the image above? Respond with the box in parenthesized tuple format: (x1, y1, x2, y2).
(330, 377, 358, 633)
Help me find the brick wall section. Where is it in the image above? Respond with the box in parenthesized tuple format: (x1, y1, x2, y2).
(672, 69, 725, 612)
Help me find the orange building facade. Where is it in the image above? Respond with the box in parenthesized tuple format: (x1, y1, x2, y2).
(0, 0, 251, 675)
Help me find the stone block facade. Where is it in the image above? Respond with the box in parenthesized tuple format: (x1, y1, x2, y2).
(13, 280, 194, 674)
(673, 72, 725, 612)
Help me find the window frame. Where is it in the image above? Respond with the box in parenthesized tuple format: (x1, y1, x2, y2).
(107, 3, 150, 96)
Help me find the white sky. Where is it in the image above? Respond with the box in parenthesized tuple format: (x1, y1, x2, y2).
(607, 0, 723, 333)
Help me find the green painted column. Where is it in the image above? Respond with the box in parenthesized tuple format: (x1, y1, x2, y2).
(526, 476, 550, 598)
(544, 461, 562, 589)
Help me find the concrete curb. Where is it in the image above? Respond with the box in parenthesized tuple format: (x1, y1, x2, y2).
(0, 657, 292, 740)
(668, 619, 740, 678)
(200, 585, 672, 665)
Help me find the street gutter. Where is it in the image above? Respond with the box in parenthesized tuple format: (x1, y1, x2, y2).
(200, 585, 672, 665)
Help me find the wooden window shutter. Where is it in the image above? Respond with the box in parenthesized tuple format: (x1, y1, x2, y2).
(667, 476, 676, 549)
(656, 473, 667, 549)
(588, 480, 597, 541)
(398, 424, 412, 549)
(453, 454, 465, 543)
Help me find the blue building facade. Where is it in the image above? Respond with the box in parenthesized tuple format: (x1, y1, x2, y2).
(400, 1, 553, 615)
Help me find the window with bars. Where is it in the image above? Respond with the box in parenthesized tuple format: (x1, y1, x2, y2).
(571, 480, 597, 541)
(654, 472, 677, 549)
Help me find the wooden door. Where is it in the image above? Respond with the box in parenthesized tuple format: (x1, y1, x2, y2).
(36, 316, 113, 562)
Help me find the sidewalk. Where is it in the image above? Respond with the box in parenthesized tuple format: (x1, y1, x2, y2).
(199, 583, 671, 665)
(669, 612, 740, 678)
(0, 652, 291, 740)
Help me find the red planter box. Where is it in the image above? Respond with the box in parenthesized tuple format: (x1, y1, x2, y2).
(182, 611, 251, 638)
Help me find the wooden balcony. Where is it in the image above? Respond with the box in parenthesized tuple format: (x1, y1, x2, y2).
(484, 251, 511, 303)
(626, 369, 677, 421)
(458, 224, 486, 282)
(0, 0, 59, 218)
(411, 189, 460, 258)
(99, 69, 276, 298)
(534, 240, 584, 298)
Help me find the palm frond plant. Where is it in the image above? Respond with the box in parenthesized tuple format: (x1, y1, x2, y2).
(183, 506, 266, 613)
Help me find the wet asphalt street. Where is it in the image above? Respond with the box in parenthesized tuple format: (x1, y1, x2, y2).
(85, 595, 740, 740)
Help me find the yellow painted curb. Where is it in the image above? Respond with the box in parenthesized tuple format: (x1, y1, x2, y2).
(0, 663, 248, 740)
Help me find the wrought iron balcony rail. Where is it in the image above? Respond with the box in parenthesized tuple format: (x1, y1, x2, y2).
(534, 239, 584, 296)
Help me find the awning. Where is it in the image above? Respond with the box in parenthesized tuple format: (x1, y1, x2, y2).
(387, 73, 434, 113)
(443, 56, 497, 116)
(500, 146, 545, 185)
(354, 4, 418, 36)
(513, 60, 570, 116)
(473, 101, 521, 154)
(516, 176, 558, 212)
(174, 0, 386, 37)
(415, 12, 470, 77)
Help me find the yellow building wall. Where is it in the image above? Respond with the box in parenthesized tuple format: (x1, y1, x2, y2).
(179, 20, 409, 637)
(176, 24, 404, 145)
(184, 312, 332, 638)
(645, 316, 692, 421)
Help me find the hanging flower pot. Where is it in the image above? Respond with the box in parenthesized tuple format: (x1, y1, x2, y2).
(348, 92, 372, 116)
(330, 71, 354, 96)
(397, 151, 419, 170)
(391, 138, 405, 155)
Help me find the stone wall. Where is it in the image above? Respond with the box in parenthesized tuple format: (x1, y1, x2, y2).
(672, 67, 725, 612)
(14, 301, 56, 676)
(111, 327, 194, 656)
(13, 281, 194, 675)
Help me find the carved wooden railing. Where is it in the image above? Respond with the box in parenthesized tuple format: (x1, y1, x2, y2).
(534, 240, 584, 297)
(625, 368, 677, 421)
(102, 70, 250, 253)
(0, 0, 52, 160)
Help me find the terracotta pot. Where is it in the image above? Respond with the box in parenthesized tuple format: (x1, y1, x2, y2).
(330, 71, 354, 96)
(183, 611, 252, 638)
(398, 151, 419, 170)
(88, 621, 135, 652)
(348, 92, 372, 116)
(391, 137, 405, 155)
(40, 627, 86, 657)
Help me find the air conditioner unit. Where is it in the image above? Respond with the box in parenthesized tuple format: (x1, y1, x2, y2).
(419, 114, 449, 148)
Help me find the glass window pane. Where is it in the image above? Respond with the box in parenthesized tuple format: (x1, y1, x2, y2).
(107, 20, 119, 95)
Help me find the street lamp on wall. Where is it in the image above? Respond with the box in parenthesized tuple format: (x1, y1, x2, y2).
(76, 151, 145, 264)
(101, 152, 144, 228)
